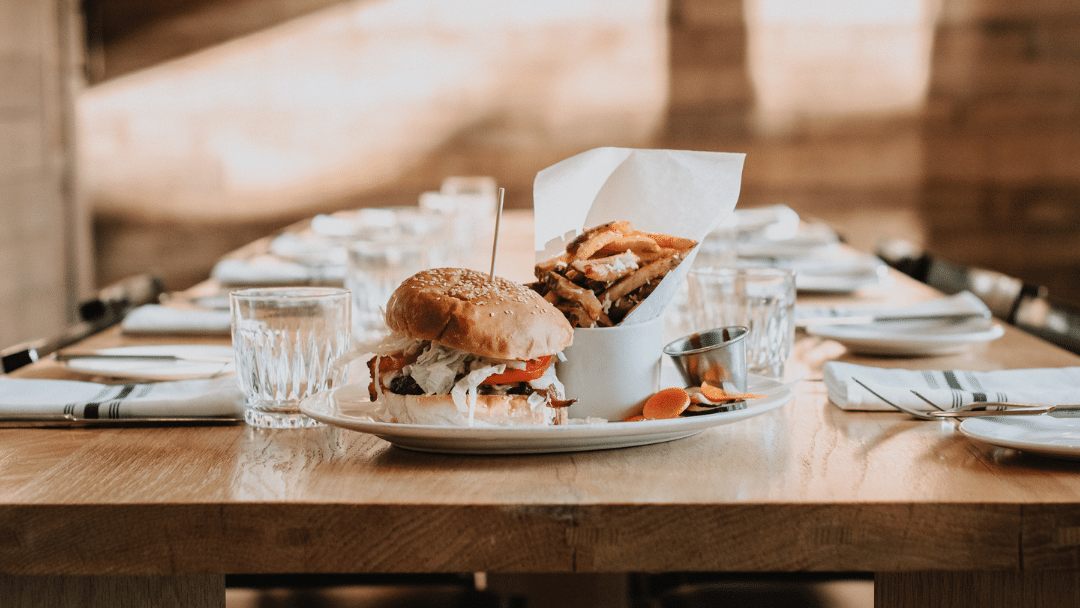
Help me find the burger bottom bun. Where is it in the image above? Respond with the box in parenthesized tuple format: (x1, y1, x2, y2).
(380, 392, 555, 426)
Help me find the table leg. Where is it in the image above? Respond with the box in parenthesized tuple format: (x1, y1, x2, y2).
(875, 571, 1080, 608)
(0, 574, 225, 607)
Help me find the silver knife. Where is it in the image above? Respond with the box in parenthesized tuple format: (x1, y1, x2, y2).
(798, 312, 988, 328)
(927, 403, 1080, 419)
(0, 413, 242, 428)
(56, 352, 234, 364)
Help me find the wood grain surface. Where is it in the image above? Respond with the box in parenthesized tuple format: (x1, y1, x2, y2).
(0, 575, 224, 608)
(3, 211, 1080, 578)
(875, 571, 1080, 608)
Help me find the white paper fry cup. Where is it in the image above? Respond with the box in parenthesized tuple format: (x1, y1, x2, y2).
(557, 315, 664, 421)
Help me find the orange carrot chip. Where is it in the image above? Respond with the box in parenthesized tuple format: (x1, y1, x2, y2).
(642, 387, 691, 419)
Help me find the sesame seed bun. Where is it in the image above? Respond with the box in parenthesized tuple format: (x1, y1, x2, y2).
(384, 268, 574, 360)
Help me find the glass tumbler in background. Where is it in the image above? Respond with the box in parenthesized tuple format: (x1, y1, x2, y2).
(418, 191, 471, 267)
(686, 267, 795, 378)
(346, 236, 434, 344)
(230, 288, 350, 429)
(416, 176, 498, 270)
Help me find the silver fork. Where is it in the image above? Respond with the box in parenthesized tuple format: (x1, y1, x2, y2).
(890, 401, 1064, 420)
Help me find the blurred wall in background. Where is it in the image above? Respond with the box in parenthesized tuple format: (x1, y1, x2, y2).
(69, 0, 1080, 305)
(0, 0, 90, 347)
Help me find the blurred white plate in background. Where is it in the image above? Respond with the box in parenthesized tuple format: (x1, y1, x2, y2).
(61, 345, 234, 381)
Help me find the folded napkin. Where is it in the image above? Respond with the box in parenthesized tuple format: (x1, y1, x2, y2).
(211, 255, 345, 286)
(797, 291, 989, 327)
(122, 304, 231, 335)
(0, 376, 243, 418)
(824, 362, 1080, 411)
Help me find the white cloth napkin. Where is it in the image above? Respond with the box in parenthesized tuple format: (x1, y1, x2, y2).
(797, 291, 990, 327)
(824, 362, 1080, 411)
(211, 255, 345, 286)
(0, 376, 243, 418)
(122, 305, 231, 335)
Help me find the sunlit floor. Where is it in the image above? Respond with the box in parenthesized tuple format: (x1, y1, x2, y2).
(82, 0, 1080, 304)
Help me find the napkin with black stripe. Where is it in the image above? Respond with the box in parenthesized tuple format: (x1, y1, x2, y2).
(824, 362, 1080, 411)
(0, 377, 243, 419)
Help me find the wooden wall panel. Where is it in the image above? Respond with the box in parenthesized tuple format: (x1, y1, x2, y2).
(0, 0, 87, 348)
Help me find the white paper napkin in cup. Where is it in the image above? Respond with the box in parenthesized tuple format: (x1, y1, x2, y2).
(533, 147, 746, 324)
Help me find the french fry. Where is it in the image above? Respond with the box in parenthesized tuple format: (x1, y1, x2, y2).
(601, 252, 681, 305)
(535, 253, 568, 279)
(636, 247, 679, 264)
(563, 267, 587, 285)
(645, 232, 697, 251)
(570, 230, 621, 260)
(555, 302, 594, 328)
(595, 234, 661, 257)
(547, 271, 603, 321)
(531, 220, 696, 328)
(569, 221, 631, 245)
(571, 251, 640, 282)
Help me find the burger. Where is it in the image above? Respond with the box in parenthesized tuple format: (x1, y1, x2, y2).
(368, 267, 575, 426)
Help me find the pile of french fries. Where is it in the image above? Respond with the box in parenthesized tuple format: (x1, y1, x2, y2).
(530, 221, 697, 328)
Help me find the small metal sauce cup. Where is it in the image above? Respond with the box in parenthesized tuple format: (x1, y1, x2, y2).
(663, 326, 748, 392)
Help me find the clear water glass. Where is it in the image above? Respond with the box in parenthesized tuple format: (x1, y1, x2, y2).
(346, 236, 434, 344)
(686, 267, 795, 378)
(230, 288, 350, 428)
(415, 176, 498, 270)
(418, 191, 472, 266)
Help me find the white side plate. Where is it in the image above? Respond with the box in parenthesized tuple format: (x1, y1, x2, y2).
(960, 415, 1080, 460)
(300, 376, 792, 455)
(807, 320, 1004, 356)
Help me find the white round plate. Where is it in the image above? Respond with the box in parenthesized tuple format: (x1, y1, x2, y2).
(807, 320, 1004, 356)
(300, 376, 792, 455)
(61, 345, 234, 381)
(960, 415, 1080, 460)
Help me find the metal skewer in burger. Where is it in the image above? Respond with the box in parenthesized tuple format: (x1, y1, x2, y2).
(369, 267, 575, 426)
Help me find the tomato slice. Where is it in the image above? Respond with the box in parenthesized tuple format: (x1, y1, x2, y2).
(481, 355, 553, 385)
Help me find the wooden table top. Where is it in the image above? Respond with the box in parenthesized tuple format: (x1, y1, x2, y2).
(4, 210, 1080, 577)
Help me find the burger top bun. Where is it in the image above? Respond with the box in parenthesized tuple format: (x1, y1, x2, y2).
(385, 267, 573, 360)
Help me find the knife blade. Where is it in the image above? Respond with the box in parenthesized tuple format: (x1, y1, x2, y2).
(55, 352, 234, 365)
(798, 312, 988, 328)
